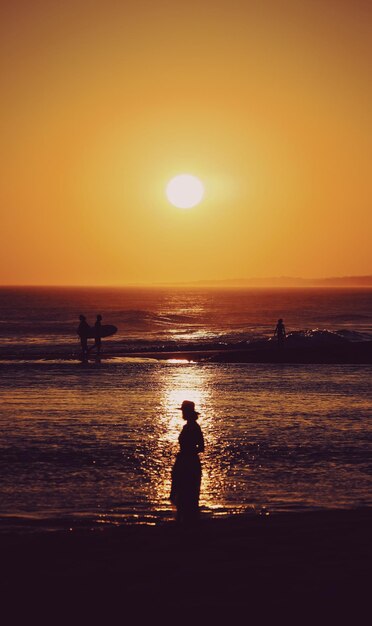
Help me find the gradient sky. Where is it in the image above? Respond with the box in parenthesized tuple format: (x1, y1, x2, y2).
(1, 0, 371, 285)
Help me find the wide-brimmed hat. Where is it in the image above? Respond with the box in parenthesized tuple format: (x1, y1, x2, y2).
(177, 400, 199, 415)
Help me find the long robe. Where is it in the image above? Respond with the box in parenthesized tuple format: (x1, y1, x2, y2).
(170, 420, 204, 522)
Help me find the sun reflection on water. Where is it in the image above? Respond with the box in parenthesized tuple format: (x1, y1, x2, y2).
(144, 364, 228, 515)
(165, 358, 195, 364)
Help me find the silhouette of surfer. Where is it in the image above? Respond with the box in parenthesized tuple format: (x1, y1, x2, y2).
(274, 318, 286, 347)
(170, 400, 205, 524)
(77, 315, 90, 362)
(93, 314, 102, 356)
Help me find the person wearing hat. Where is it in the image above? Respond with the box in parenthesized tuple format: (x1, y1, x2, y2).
(170, 400, 205, 524)
(94, 314, 103, 356)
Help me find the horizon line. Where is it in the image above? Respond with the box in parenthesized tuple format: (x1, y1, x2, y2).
(1, 274, 372, 289)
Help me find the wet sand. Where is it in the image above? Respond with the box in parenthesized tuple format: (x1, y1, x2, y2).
(1, 340, 372, 364)
(128, 340, 372, 363)
(1, 508, 370, 622)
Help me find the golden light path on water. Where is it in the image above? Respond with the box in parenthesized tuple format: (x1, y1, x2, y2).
(146, 362, 230, 516)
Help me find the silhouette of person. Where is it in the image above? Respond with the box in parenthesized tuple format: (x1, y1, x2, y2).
(170, 400, 205, 524)
(77, 315, 90, 362)
(274, 318, 286, 347)
(94, 314, 102, 356)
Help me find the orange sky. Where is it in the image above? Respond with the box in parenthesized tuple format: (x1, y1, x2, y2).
(1, 0, 371, 285)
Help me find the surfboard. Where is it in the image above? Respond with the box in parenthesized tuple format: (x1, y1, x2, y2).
(85, 324, 117, 339)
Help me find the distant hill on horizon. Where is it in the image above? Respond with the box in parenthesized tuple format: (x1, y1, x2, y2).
(182, 275, 372, 288)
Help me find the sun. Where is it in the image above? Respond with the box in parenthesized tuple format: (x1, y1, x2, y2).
(166, 174, 204, 209)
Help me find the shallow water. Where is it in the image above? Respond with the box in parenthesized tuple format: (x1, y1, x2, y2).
(1, 360, 371, 530)
(1, 286, 371, 358)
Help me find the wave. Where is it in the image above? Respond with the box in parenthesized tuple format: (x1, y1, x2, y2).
(0, 309, 202, 339)
(288, 328, 372, 345)
(281, 329, 362, 347)
(0, 327, 371, 363)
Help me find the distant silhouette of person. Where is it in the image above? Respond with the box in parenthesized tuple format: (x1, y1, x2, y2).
(94, 314, 102, 356)
(170, 400, 205, 524)
(274, 318, 286, 347)
(77, 315, 90, 361)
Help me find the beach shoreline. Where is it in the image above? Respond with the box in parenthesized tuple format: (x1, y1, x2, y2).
(1, 507, 370, 621)
(1, 340, 372, 364)
(127, 340, 372, 363)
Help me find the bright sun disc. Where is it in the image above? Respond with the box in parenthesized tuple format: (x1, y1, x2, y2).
(166, 174, 204, 208)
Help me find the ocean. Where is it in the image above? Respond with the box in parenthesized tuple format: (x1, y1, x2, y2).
(0, 287, 371, 530)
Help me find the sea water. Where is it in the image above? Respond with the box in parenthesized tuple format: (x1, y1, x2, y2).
(0, 287, 371, 530)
